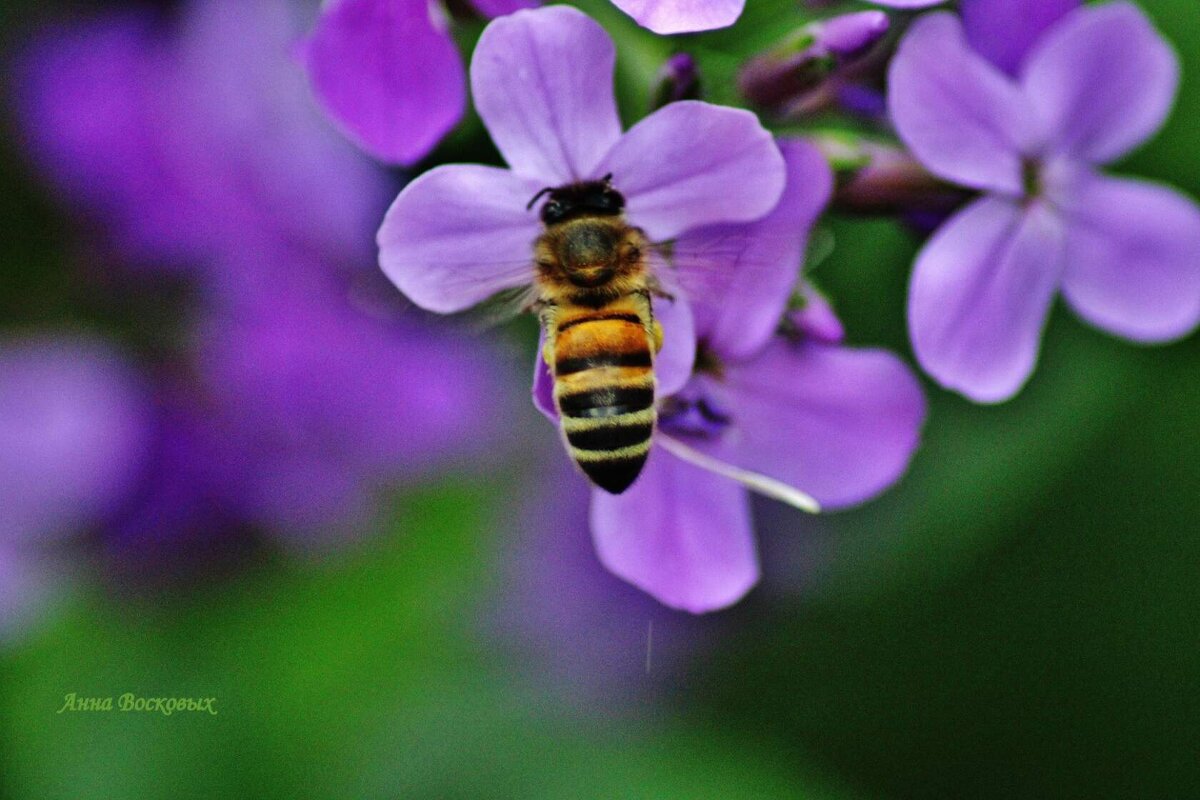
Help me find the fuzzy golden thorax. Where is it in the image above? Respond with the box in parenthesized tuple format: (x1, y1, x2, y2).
(534, 216, 649, 302)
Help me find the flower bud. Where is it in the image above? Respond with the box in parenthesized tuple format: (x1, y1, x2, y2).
(814, 137, 969, 219)
(739, 12, 889, 112)
(651, 53, 701, 109)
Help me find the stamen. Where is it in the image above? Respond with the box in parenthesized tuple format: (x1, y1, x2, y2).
(658, 436, 821, 513)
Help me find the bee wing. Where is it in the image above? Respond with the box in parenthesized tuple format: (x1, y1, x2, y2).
(461, 281, 543, 332)
(644, 229, 814, 304)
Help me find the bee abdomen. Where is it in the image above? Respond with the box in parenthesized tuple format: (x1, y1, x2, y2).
(552, 320, 655, 494)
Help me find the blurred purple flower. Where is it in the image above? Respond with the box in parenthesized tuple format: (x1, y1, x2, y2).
(530, 141, 926, 611)
(0, 336, 149, 544)
(379, 8, 785, 396)
(889, 3, 1200, 403)
(196, 258, 512, 549)
(0, 335, 150, 636)
(303, 0, 534, 165)
(16, 0, 390, 275)
(103, 261, 516, 571)
(15, 0, 519, 571)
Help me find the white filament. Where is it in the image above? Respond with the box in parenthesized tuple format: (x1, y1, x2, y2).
(657, 436, 821, 514)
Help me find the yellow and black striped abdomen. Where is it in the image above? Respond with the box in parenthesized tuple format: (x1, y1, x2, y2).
(552, 310, 655, 494)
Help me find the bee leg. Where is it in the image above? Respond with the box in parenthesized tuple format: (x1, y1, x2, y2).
(649, 286, 676, 303)
(542, 337, 554, 367)
(652, 320, 664, 353)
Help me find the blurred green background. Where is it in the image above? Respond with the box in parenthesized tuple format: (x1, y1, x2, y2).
(2, 0, 1198, 798)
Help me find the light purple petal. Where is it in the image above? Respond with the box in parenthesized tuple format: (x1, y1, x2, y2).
(1021, 2, 1179, 165)
(596, 101, 786, 241)
(590, 446, 757, 613)
(674, 138, 832, 361)
(865, 0, 945, 6)
(377, 164, 541, 312)
(691, 340, 925, 509)
(888, 12, 1035, 195)
(1058, 174, 1200, 342)
(908, 196, 1065, 403)
(609, 0, 744, 35)
(467, 0, 537, 20)
(653, 292, 697, 397)
(304, 0, 466, 165)
(790, 283, 845, 345)
(471, 6, 622, 184)
(962, 0, 1078, 77)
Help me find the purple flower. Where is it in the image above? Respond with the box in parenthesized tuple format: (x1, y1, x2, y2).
(379, 5, 786, 390)
(16, 1, 519, 567)
(530, 141, 927, 611)
(0, 335, 150, 637)
(194, 256, 513, 549)
(0, 336, 149, 544)
(303, 0, 534, 165)
(16, 0, 390, 274)
(377, 7, 924, 611)
(889, 3, 1200, 403)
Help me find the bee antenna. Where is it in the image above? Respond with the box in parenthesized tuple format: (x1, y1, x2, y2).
(600, 173, 614, 186)
(526, 186, 553, 211)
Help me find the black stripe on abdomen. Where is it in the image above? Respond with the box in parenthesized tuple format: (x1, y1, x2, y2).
(566, 422, 654, 451)
(555, 350, 653, 376)
(558, 386, 654, 419)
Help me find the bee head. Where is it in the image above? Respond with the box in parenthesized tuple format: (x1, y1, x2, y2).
(528, 174, 625, 226)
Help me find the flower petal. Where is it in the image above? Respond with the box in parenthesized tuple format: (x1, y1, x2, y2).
(908, 196, 1065, 403)
(377, 164, 541, 313)
(303, 0, 466, 165)
(1021, 2, 1179, 164)
(595, 101, 786, 241)
(888, 12, 1034, 194)
(674, 138, 831, 361)
(590, 446, 757, 613)
(653, 292, 697, 397)
(471, 6, 622, 184)
(686, 341, 925, 510)
(1059, 174, 1200, 342)
(608, 0, 744, 35)
(962, 0, 1078, 77)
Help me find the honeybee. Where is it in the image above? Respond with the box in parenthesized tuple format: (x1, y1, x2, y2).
(528, 175, 664, 494)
